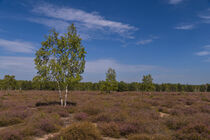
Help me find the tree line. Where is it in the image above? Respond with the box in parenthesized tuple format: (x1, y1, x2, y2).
(0, 74, 209, 92)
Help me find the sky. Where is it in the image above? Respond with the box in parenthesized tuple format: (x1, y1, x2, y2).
(0, 0, 210, 84)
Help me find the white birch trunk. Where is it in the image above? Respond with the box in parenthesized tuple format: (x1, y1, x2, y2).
(59, 89, 63, 106)
(57, 82, 63, 106)
(64, 86, 68, 107)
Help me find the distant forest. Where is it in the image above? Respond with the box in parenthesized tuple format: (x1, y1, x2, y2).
(0, 76, 209, 92)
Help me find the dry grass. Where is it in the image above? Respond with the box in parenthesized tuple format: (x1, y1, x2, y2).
(0, 90, 209, 140)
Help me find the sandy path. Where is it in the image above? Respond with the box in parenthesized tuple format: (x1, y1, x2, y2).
(159, 112, 169, 117)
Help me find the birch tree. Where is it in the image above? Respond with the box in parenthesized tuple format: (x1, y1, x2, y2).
(101, 68, 118, 93)
(34, 24, 86, 107)
(3, 75, 16, 90)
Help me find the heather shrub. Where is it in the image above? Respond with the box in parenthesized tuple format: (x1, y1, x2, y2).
(112, 111, 128, 122)
(0, 129, 23, 140)
(0, 117, 22, 127)
(94, 113, 112, 122)
(74, 112, 89, 121)
(52, 122, 102, 140)
(67, 106, 76, 113)
(22, 112, 62, 137)
(158, 107, 169, 113)
(0, 100, 3, 108)
(128, 134, 151, 140)
(186, 100, 193, 105)
(201, 96, 210, 102)
(119, 122, 138, 136)
(83, 106, 102, 115)
(0, 109, 31, 127)
(199, 105, 210, 113)
(43, 106, 69, 117)
(172, 121, 210, 140)
(0, 90, 209, 140)
(128, 134, 172, 140)
(98, 122, 120, 138)
(174, 132, 205, 140)
(152, 134, 172, 140)
(165, 117, 188, 130)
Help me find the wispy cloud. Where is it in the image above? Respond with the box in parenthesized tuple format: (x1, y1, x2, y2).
(85, 59, 157, 74)
(31, 3, 137, 38)
(83, 59, 160, 82)
(0, 38, 35, 53)
(28, 18, 69, 32)
(0, 56, 36, 80)
(195, 45, 210, 62)
(0, 56, 34, 71)
(28, 18, 91, 40)
(168, 0, 184, 5)
(198, 9, 210, 24)
(204, 45, 210, 49)
(137, 36, 158, 45)
(199, 15, 210, 20)
(175, 24, 195, 30)
(196, 51, 210, 56)
(137, 39, 153, 45)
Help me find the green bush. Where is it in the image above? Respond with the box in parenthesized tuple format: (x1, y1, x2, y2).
(54, 122, 102, 140)
(98, 122, 120, 138)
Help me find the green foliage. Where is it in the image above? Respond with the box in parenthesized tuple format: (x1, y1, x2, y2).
(6, 80, 210, 92)
(54, 122, 102, 140)
(3, 75, 16, 90)
(106, 68, 116, 82)
(142, 74, 153, 84)
(118, 81, 128, 92)
(0, 79, 3, 90)
(100, 68, 118, 93)
(34, 23, 86, 90)
(141, 74, 155, 91)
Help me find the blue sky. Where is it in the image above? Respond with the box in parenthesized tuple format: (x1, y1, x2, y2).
(0, 0, 210, 84)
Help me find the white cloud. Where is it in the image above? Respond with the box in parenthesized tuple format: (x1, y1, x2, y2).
(28, 18, 69, 32)
(31, 3, 137, 38)
(199, 15, 210, 20)
(28, 18, 91, 40)
(0, 56, 36, 80)
(198, 9, 210, 24)
(85, 59, 157, 73)
(137, 39, 153, 45)
(137, 36, 158, 45)
(168, 0, 184, 5)
(203, 45, 210, 49)
(195, 45, 210, 57)
(0, 56, 34, 71)
(175, 24, 194, 30)
(196, 51, 210, 56)
(0, 38, 35, 53)
(83, 59, 160, 82)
